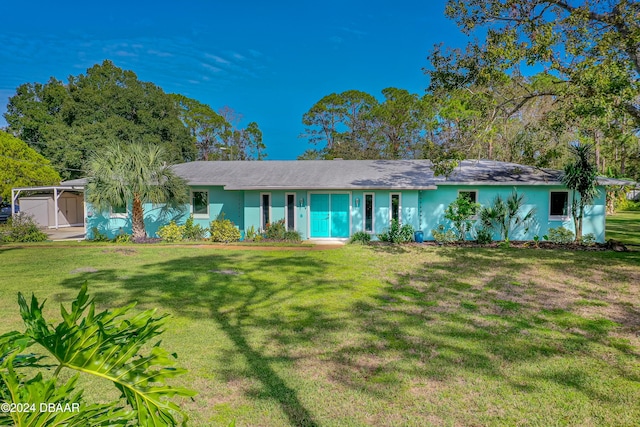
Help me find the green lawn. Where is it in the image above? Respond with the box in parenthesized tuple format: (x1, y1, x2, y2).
(1, 217, 640, 426)
(607, 209, 640, 247)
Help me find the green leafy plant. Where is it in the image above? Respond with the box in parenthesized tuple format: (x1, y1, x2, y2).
(547, 226, 575, 244)
(283, 230, 302, 242)
(378, 220, 414, 243)
(89, 227, 110, 242)
(209, 215, 241, 243)
(445, 194, 480, 241)
(113, 232, 132, 244)
(157, 221, 185, 243)
(479, 190, 536, 242)
(431, 224, 457, 244)
(349, 231, 372, 244)
(244, 225, 258, 241)
(476, 227, 493, 245)
(0, 214, 48, 243)
(581, 233, 596, 246)
(264, 219, 287, 240)
(182, 215, 206, 241)
(533, 235, 541, 248)
(0, 283, 195, 426)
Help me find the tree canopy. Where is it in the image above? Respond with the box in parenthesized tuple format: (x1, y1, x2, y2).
(426, 0, 640, 179)
(0, 131, 61, 202)
(4, 61, 266, 180)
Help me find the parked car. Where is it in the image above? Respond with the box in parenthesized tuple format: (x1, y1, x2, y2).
(0, 204, 19, 223)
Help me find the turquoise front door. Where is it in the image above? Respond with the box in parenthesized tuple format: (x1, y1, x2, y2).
(330, 194, 349, 238)
(310, 194, 330, 237)
(310, 193, 350, 238)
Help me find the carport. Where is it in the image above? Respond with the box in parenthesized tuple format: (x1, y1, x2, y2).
(10, 178, 87, 231)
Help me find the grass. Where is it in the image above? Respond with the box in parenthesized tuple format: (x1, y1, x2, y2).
(0, 213, 639, 426)
(607, 209, 640, 247)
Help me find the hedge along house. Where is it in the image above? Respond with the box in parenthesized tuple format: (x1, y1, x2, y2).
(82, 159, 629, 243)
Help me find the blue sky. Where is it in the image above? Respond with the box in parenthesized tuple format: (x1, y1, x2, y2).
(0, 1, 468, 159)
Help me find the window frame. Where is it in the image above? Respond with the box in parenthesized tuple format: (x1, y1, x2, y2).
(457, 189, 479, 218)
(285, 192, 296, 231)
(390, 193, 401, 224)
(109, 202, 128, 219)
(191, 190, 209, 218)
(260, 192, 271, 230)
(549, 190, 570, 220)
(363, 192, 375, 233)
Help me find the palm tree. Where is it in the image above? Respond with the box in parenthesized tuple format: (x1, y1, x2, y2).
(562, 143, 599, 241)
(480, 190, 536, 242)
(86, 142, 189, 240)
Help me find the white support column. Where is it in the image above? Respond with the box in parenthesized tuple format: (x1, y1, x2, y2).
(11, 189, 18, 221)
(54, 188, 59, 229)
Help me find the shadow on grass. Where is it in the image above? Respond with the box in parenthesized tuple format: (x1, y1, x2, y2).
(322, 246, 640, 403)
(57, 245, 640, 424)
(59, 251, 335, 427)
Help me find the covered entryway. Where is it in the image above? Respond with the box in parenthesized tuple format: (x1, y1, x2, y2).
(309, 193, 350, 238)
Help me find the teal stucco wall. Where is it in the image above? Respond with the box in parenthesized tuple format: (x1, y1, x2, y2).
(419, 185, 606, 242)
(86, 184, 608, 243)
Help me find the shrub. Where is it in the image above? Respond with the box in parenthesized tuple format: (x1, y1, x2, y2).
(113, 233, 132, 244)
(431, 224, 457, 244)
(445, 194, 480, 241)
(0, 214, 48, 243)
(581, 233, 596, 246)
(90, 227, 110, 242)
(476, 227, 493, 244)
(157, 221, 185, 243)
(547, 226, 575, 244)
(209, 216, 241, 243)
(283, 230, 302, 242)
(378, 220, 414, 243)
(264, 219, 286, 240)
(182, 215, 206, 241)
(350, 231, 372, 244)
(244, 225, 258, 241)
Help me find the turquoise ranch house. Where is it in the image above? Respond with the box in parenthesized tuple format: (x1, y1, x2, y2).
(79, 159, 627, 243)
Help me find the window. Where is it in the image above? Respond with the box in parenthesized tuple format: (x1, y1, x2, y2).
(110, 202, 127, 218)
(390, 193, 401, 223)
(550, 191, 569, 217)
(458, 190, 479, 217)
(458, 190, 477, 203)
(286, 193, 295, 231)
(364, 193, 374, 233)
(261, 193, 271, 229)
(192, 191, 209, 217)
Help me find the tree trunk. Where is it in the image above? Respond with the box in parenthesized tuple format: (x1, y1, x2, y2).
(131, 194, 146, 240)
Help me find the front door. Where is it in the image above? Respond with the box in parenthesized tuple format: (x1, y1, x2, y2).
(330, 194, 349, 238)
(310, 194, 330, 237)
(310, 193, 350, 238)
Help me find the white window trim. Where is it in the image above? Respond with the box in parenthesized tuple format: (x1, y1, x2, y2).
(457, 189, 479, 219)
(191, 190, 209, 218)
(390, 193, 402, 224)
(260, 192, 271, 230)
(549, 190, 571, 221)
(363, 192, 375, 233)
(285, 192, 296, 231)
(109, 204, 128, 219)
